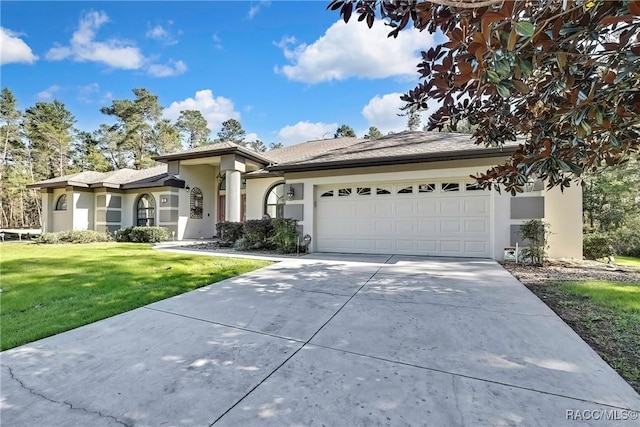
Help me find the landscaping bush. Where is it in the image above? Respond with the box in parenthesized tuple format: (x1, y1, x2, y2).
(233, 237, 250, 251)
(583, 233, 615, 260)
(243, 219, 274, 249)
(519, 220, 549, 265)
(215, 221, 244, 247)
(116, 226, 169, 243)
(35, 230, 112, 244)
(268, 218, 300, 254)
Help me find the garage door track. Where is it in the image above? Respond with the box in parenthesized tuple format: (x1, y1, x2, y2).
(2, 254, 639, 426)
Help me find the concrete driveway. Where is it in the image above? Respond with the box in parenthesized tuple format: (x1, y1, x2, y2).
(2, 254, 639, 426)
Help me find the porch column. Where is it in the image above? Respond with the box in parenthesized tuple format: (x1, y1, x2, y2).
(225, 169, 242, 222)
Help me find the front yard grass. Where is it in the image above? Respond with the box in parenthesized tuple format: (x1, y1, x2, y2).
(530, 280, 640, 392)
(616, 256, 640, 269)
(0, 242, 271, 351)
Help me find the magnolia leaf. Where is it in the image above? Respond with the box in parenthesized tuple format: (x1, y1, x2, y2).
(496, 82, 511, 98)
(514, 22, 535, 38)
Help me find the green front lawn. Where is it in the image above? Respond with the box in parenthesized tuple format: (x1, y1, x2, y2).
(0, 242, 271, 350)
(616, 256, 640, 268)
(558, 280, 640, 390)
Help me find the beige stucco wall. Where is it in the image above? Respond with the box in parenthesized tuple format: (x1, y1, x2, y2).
(176, 164, 217, 239)
(245, 177, 283, 220)
(72, 190, 94, 230)
(544, 184, 583, 259)
(51, 188, 70, 232)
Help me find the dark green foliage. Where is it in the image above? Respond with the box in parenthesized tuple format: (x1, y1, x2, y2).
(334, 124, 356, 138)
(583, 233, 615, 260)
(116, 226, 169, 243)
(35, 230, 113, 244)
(215, 221, 244, 247)
(243, 219, 274, 249)
(269, 218, 300, 254)
(519, 220, 549, 266)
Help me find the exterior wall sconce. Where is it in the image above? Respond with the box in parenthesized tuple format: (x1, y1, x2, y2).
(524, 180, 535, 192)
(287, 185, 295, 200)
(216, 172, 225, 183)
(185, 185, 190, 191)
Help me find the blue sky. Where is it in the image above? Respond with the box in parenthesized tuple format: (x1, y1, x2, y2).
(1, 1, 439, 146)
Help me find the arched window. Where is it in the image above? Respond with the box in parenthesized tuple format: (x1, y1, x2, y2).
(264, 182, 285, 219)
(190, 187, 203, 219)
(136, 194, 155, 226)
(55, 194, 67, 211)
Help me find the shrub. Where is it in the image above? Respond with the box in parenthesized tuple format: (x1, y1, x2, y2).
(269, 218, 300, 254)
(233, 237, 250, 251)
(519, 220, 549, 266)
(609, 226, 640, 257)
(583, 233, 615, 260)
(116, 226, 169, 243)
(215, 221, 244, 247)
(243, 219, 274, 249)
(34, 232, 60, 244)
(35, 230, 112, 244)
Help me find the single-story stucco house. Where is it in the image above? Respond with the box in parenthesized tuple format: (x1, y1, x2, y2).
(29, 131, 582, 260)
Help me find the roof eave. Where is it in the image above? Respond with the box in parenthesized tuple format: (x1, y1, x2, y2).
(267, 146, 519, 173)
(153, 146, 271, 165)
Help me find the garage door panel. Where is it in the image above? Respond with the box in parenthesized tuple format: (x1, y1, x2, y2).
(417, 220, 437, 233)
(374, 202, 393, 216)
(464, 219, 488, 233)
(417, 240, 438, 252)
(465, 240, 488, 254)
(440, 200, 462, 215)
(440, 220, 461, 233)
(354, 239, 374, 251)
(396, 239, 416, 252)
(374, 220, 394, 234)
(417, 200, 437, 215)
(316, 180, 491, 258)
(441, 240, 462, 253)
(396, 220, 414, 234)
(375, 240, 393, 252)
(355, 220, 373, 234)
(394, 200, 415, 216)
(465, 198, 489, 214)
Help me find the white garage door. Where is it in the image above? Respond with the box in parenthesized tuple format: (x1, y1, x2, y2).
(316, 179, 491, 257)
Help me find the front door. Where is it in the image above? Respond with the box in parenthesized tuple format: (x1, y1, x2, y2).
(218, 194, 246, 222)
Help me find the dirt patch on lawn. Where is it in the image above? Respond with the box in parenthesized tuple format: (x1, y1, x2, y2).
(502, 260, 640, 394)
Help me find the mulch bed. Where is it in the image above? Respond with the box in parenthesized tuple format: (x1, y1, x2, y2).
(501, 260, 640, 394)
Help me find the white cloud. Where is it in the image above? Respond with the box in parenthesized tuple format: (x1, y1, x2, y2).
(277, 121, 338, 145)
(146, 24, 178, 45)
(37, 85, 61, 100)
(361, 92, 432, 134)
(77, 83, 100, 103)
(212, 34, 223, 50)
(245, 132, 260, 142)
(164, 89, 240, 132)
(0, 27, 38, 65)
(45, 11, 145, 69)
(248, 1, 271, 19)
(147, 59, 187, 77)
(276, 20, 433, 83)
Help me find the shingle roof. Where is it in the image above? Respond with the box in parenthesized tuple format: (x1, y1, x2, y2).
(267, 131, 519, 172)
(29, 165, 174, 189)
(263, 137, 361, 164)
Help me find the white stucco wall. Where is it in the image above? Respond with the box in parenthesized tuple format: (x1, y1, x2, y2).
(245, 177, 283, 220)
